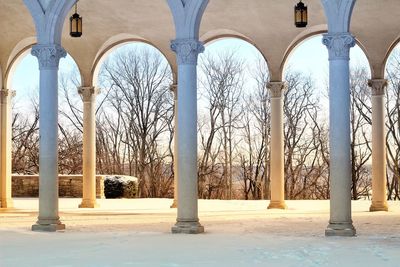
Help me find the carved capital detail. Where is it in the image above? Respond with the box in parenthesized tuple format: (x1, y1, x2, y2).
(171, 39, 204, 65)
(368, 79, 387, 96)
(267, 82, 286, 98)
(0, 89, 16, 104)
(31, 44, 66, 70)
(78, 87, 99, 102)
(322, 33, 355, 60)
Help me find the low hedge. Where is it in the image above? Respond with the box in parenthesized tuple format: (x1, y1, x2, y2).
(104, 176, 138, 199)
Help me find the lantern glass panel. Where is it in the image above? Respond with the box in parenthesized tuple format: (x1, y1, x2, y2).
(303, 9, 308, 21)
(71, 18, 77, 31)
(77, 18, 82, 33)
(295, 10, 302, 23)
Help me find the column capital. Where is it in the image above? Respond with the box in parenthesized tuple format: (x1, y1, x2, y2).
(368, 79, 388, 96)
(31, 44, 66, 70)
(267, 82, 286, 98)
(0, 89, 16, 104)
(78, 87, 99, 102)
(171, 39, 204, 65)
(322, 33, 355, 61)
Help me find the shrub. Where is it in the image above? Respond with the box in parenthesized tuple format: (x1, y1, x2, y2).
(104, 176, 138, 199)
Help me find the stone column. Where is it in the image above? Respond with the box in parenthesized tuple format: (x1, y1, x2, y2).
(368, 79, 388, 212)
(79, 87, 99, 208)
(170, 84, 178, 209)
(0, 89, 15, 208)
(323, 33, 356, 236)
(267, 82, 287, 209)
(31, 44, 66, 232)
(171, 39, 204, 234)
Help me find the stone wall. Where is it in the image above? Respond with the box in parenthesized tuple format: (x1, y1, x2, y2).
(12, 175, 105, 198)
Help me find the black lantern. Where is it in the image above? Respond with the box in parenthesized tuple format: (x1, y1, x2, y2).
(294, 0, 307, 28)
(70, 2, 82, 37)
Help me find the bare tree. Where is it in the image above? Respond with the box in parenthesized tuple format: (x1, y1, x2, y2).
(12, 98, 40, 174)
(99, 47, 173, 197)
(385, 51, 400, 200)
(238, 58, 270, 200)
(349, 67, 372, 200)
(283, 71, 325, 199)
(198, 50, 244, 199)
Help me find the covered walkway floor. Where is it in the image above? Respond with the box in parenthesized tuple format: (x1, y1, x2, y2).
(1, 199, 400, 266)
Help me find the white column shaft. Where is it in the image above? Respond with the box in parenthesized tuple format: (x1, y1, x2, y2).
(38, 68, 60, 222)
(371, 95, 386, 202)
(79, 87, 98, 208)
(167, 0, 209, 233)
(31, 44, 66, 231)
(270, 97, 284, 202)
(323, 33, 356, 236)
(329, 60, 352, 223)
(177, 65, 198, 221)
(171, 39, 204, 234)
(369, 79, 388, 211)
(0, 90, 14, 208)
(267, 82, 286, 209)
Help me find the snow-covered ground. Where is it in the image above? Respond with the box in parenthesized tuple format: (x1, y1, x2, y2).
(1, 199, 400, 267)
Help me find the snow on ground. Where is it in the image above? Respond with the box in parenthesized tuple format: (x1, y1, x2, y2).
(1, 199, 400, 267)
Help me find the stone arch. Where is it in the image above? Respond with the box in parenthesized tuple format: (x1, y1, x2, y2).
(280, 24, 374, 80)
(200, 29, 271, 75)
(0, 65, 3, 89)
(5, 37, 36, 89)
(5, 36, 84, 89)
(91, 33, 176, 87)
(352, 38, 374, 78)
(381, 35, 400, 78)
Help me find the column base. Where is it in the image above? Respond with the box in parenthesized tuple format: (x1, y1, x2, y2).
(325, 222, 356, 237)
(267, 201, 287, 209)
(79, 199, 99, 208)
(172, 221, 204, 234)
(32, 219, 65, 232)
(0, 198, 13, 208)
(369, 202, 388, 212)
(170, 199, 177, 208)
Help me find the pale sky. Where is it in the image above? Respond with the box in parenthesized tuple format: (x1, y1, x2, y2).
(12, 53, 78, 113)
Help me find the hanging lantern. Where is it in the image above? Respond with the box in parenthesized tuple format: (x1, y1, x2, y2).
(70, 2, 82, 37)
(294, 0, 307, 28)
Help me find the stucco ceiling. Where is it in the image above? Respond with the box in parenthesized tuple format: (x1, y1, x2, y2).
(0, 0, 399, 85)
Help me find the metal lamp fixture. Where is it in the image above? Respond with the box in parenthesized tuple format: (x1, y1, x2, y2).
(294, 0, 307, 28)
(70, 1, 82, 37)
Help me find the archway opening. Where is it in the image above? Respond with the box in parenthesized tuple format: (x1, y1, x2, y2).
(95, 42, 174, 199)
(197, 37, 269, 200)
(282, 34, 372, 200)
(384, 44, 400, 200)
(10, 50, 82, 177)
